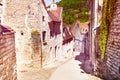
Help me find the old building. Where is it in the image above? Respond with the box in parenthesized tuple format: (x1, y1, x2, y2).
(43, 0, 74, 65)
(90, 0, 120, 79)
(2, 0, 46, 68)
(1, 0, 74, 69)
(103, 0, 120, 79)
(71, 20, 88, 53)
(62, 23, 74, 58)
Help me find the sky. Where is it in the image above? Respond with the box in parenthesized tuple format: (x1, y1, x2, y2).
(44, 0, 61, 6)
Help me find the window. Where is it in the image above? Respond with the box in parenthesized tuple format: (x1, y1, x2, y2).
(119, 66, 120, 74)
(55, 46, 57, 58)
(42, 16, 45, 21)
(20, 31, 24, 36)
(0, 17, 1, 23)
(83, 28, 88, 33)
(42, 31, 46, 42)
(42, 31, 47, 45)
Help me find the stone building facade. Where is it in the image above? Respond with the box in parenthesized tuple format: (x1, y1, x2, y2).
(0, 25, 16, 80)
(90, 0, 120, 79)
(71, 20, 88, 53)
(43, 2, 63, 65)
(43, 1, 74, 65)
(62, 23, 73, 59)
(1, 0, 74, 68)
(2, 0, 45, 68)
(105, 1, 120, 79)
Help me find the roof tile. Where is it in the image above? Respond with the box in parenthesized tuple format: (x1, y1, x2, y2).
(48, 7, 63, 21)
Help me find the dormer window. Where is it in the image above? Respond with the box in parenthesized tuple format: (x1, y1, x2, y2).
(84, 28, 88, 33)
(82, 28, 88, 34)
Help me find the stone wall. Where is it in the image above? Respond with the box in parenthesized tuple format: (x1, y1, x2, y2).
(0, 30, 16, 80)
(105, 1, 120, 79)
(42, 34, 63, 66)
(62, 41, 74, 58)
(2, 0, 42, 54)
(2, 0, 45, 68)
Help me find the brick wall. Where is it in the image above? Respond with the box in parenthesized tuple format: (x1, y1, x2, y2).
(0, 29, 16, 80)
(105, 1, 120, 79)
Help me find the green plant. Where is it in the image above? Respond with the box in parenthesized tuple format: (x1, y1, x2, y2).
(57, 0, 90, 25)
(31, 29, 39, 35)
(99, 0, 116, 59)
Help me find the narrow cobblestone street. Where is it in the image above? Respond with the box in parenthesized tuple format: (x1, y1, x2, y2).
(16, 52, 102, 80)
(0, 0, 120, 80)
(16, 52, 55, 80)
(16, 52, 72, 80)
(49, 52, 102, 80)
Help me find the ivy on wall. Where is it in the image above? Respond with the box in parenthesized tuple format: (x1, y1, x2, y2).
(99, 0, 117, 59)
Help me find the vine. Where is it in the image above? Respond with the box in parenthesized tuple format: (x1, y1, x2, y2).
(99, 0, 117, 59)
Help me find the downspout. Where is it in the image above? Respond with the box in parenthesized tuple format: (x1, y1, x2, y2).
(93, 0, 99, 71)
(90, 0, 99, 71)
(90, 0, 96, 71)
(89, 0, 93, 67)
(38, 1, 43, 68)
(40, 35, 43, 68)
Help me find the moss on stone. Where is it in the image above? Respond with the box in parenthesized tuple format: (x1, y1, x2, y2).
(99, 0, 117, 59)
(31, 29, 39, 35)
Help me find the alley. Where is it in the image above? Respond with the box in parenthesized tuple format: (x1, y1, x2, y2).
(16, 52, 72, 80)
(16, 52, 102, 80)
(1, 0, 120, 80)
(49, 52, 102, 80)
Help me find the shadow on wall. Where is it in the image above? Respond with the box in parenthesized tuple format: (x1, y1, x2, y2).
(75, 52, 94, 74)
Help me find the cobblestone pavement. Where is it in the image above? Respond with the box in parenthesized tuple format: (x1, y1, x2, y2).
(16, 52, 72, 80)
(49, 52, 103, 80)
(16, 52, 102, 80)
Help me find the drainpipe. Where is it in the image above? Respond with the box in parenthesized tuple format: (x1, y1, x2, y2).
(90, 0, 99, 71)
(40, 36, 43, 68)
(93, 0, 99, 71)
(90, 0, 96, 71)
(89, 0, 94, 67)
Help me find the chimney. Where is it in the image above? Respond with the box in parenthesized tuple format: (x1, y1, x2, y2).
(52, 0, 55, 3)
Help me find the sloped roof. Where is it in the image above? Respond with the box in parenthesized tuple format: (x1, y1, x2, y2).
(48, 7, 63, 22)
(0, 25, 15, 34)
(41, 0, 47, 9)
(71, 20, 89, 36)
(63, 23, 73, 45)
(41, 0, 46, 7)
